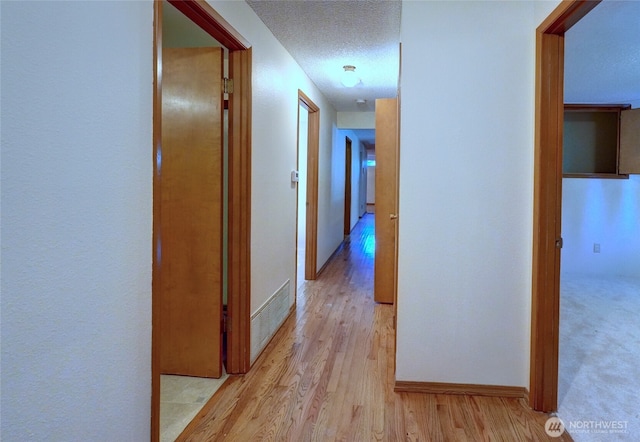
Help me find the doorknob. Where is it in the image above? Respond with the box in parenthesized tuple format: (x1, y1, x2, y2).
(389, 214, 398, 220)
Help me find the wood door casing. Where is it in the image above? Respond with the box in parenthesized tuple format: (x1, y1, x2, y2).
(160, 47, 223, 378)
(530, 0, 601, 412)
(374, 98, 399, 304)
(299, 90, 320, 281)
(226, 47, 252, 375)
(531, 32, 564, 412)
(344, 137, 352, 236)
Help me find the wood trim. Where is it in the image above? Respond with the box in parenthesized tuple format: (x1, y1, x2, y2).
(564, 104, 631, 111)
(151, 2, 163, 440)
(298, 89, 319, 112)
(394, 43, 402, 379)
(226, 47, 252, 374)
(299, 90, 320, 281)
(394, 381, 528, 400)
(530, 0, 602, 413)
(531, 30, 564, 414)
(344, 137, 352, 236)
(538, 0, 600, 35)
(167, 0, 250, 50)
(563, 173, 628, 179)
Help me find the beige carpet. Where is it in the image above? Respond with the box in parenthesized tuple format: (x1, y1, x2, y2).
(559, 274, 640, 441)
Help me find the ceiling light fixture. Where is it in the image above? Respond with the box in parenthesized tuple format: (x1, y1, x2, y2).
(341, 65, 358, 87)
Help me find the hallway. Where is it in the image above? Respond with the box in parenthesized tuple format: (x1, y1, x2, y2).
(178, 215, 567, 441)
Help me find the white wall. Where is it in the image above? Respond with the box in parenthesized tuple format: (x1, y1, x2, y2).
(337, 112, 375, 130)
(206, 1, 341, 328)
(534, 0, 564, 26)
(1, 1, 152, 440)
(561, 176, 640, 278)
(0, 2, 4, 431)
(398, 0, 550, 388)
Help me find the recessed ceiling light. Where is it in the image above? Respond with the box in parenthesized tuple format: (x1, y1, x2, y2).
(356, 99, 367, 104)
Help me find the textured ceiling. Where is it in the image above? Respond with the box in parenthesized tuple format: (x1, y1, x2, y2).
(565, 0, 640, 106)
(246, 0, 401, 113)
(167, 0, 638, 141)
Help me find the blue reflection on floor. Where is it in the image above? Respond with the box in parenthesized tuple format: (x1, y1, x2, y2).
(359, 214, 375, 258)
(362, 233, 375, 257)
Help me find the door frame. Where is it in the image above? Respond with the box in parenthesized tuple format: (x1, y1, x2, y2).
(152, 1, 252, 440)
(530, 0, 600, 412)
(298, 90, 320, 280)
(344, 137, 352, 236)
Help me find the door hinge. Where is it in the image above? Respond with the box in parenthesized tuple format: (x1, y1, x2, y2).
(223, 78, 234, 94)
(555, 237, 563, 249)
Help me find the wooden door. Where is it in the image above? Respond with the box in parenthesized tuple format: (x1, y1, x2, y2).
(620, 108, 640, 174)
(160, 47, 224, 378)
(374, 98, 399, 304)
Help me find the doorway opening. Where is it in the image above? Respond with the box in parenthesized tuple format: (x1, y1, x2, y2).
(344, 137, 353, 236)
(152, 0, 252, 440)
(298, 90, 320, 281)
(530, 0, 601, 413)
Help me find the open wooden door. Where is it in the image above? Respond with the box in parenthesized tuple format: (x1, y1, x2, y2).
(159, 47, 224, 378)
(374, 98, 399, 304)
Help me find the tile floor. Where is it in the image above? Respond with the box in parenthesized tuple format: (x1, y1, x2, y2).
(160, 371, 229, 442)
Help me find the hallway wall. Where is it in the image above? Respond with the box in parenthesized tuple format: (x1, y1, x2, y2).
(1, 0, 346, 437)
(397, 0, 561, 389)
(1, 1, 153, 439)
(206, 1, 342, 360)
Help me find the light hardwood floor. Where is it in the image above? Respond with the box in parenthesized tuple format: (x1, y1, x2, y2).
(178, 214, 571, 441)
